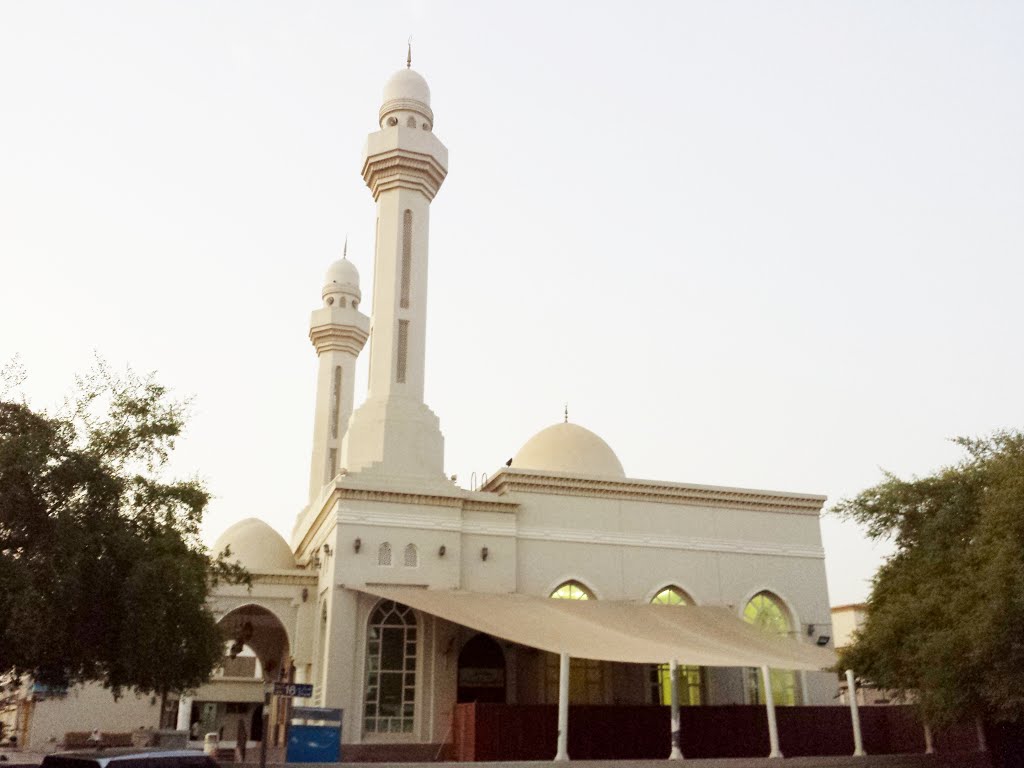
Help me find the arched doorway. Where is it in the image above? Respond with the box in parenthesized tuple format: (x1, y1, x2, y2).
(457, 634, 506, 704)
(208, 604, 291, 745)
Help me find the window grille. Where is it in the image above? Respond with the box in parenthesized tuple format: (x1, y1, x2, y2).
(396, 320, 409, 383)
(400, 210, 412, 308)
(330, 366, 342, 439)
(378, 542, 392, 567)
(363, 601, 417, 733)
(403, 543, 418, 568)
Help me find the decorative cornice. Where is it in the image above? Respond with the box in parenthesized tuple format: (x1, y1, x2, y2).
(482, 469, 827, 516)
(309, 323, 369, 356)
(379, 98, 434, 125)
(362, 148, 447, 201)
(250, 572, 318, 586)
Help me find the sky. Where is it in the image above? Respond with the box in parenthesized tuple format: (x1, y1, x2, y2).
(1, 1, 1021, 607)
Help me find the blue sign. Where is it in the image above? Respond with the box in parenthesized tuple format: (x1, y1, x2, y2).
(273, 682, 314, 698)
(286, 713, 341, 763)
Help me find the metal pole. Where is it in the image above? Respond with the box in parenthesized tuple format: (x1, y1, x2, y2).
(761, 666, 783, 759)
(845, 669, 865, 756)
(555, 653, 570, 761)
(975, 717, 987, 752)
(259, 689, 271, 768)
(669, 660, 683, 759)
(923, 722, 935, 754)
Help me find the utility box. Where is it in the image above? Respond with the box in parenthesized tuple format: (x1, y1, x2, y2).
(286, 707, 342, 763)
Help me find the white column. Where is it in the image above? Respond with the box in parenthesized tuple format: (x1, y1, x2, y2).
(176, 695, 193, 733)
(845, 669, 865, 756)
(761, 666, 783, 759)
(923, 722, 935, 754)
(668, 660, 683, 760)
(975, 717, 987, 752)
(555, 653, 570, 761)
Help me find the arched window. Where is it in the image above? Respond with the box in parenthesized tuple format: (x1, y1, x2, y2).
(550, 581, 593, 601)
(545, 581, 605, 704)
(650, 586, 703, 705)
(743, 592, 799, 706)
(364, 601, 417, 733)
(403, 543, 418, 568)
(378, 542, 392, 567)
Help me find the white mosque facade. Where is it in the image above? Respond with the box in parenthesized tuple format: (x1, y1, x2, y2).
(7, 63, 837, 755)
(193, 64, 838, 756)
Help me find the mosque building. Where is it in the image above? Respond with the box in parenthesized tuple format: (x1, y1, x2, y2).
(193, 60, 838, 760)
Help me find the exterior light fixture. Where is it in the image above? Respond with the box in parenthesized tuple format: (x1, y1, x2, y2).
(322, 543, 332, 556)
(816, 635, 831, 646)
(807, 623, 816, 637)
(438, 545, 446, 557)
(353, 537, 361, 553)
(481, 547, 489, 561)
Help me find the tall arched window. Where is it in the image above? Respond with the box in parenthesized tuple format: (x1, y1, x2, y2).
(650, 586, 703, 706)
(545, 581, 606, 704)
(403, 543, 418, 568)
(743, 591, 799, 705)
(378, 542, 392, 567)
(364, 601, 417, 733)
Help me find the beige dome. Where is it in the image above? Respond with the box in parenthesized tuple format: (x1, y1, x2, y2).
(325, 257, 359, 289)
(512, 422, 625, 479)
(382, 68, 430, 107)
(213, 518, 296, 572)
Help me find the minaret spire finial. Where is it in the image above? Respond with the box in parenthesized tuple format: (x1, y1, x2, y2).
(564, 403, 568, 423)
(343, 235, 348, 260)
(407, 38, 412, 69)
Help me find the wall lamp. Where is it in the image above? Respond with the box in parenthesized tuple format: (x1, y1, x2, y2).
(816, 635, 831, 646)
(438, 545, 446, 558)
(481, 547, 489, 562)
(322, 543, 332, 556)
(353, 537, 361, 554)
(807, 623, 816, 637)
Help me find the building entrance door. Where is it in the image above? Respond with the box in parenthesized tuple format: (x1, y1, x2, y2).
(457, 634, 506, 704)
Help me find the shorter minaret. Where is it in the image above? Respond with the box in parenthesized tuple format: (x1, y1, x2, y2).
(306, 246, 370, 504)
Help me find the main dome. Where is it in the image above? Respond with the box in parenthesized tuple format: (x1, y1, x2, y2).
(213, 518, 296, 572)
(511, 422, 625, 479)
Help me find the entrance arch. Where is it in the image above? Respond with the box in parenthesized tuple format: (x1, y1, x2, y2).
(457, 634, 506, 704)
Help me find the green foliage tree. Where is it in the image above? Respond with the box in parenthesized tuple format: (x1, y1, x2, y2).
(836, 431, 1024, 726)
(0, 359, 247, 697)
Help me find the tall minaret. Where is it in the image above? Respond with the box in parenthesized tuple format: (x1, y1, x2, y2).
(307, 248, 370, 503)
(341, 61, 449, 481)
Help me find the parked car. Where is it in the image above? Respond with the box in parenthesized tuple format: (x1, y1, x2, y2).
(41, 750, 217, 768)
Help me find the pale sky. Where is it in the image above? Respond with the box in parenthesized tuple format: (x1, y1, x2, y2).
(1, 2, 1022, 607)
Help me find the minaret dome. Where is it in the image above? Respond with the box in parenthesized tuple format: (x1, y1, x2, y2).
(322, 251, 361, 309)
(380, 68, 433, 130)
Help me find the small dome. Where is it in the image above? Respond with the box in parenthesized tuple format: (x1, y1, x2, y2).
(382, 68, 431, 108)
(511, 422, 625, 479)
(213, 518, 296, 572)
(325, 257, 359, 289)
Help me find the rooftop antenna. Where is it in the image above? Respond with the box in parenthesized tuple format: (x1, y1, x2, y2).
(564, 403, 568, 423)
(407, 37, 412, 69)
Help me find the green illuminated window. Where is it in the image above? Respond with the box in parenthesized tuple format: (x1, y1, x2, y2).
(650, 587, 702, 705)
(743, 592, 799, 706)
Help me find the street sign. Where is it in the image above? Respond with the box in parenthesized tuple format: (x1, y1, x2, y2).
(272, 682, 314, 698)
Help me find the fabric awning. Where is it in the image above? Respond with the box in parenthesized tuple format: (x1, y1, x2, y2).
(356, 586, 837, 671)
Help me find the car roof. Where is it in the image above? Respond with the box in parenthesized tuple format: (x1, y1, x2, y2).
(46, 750, 209, 766)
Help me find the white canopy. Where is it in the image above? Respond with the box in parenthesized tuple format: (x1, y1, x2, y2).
(357, 586, 836, 671)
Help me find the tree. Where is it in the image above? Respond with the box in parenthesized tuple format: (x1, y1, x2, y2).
(0, 358, 247, 696)
(836, 431, 1024, 726)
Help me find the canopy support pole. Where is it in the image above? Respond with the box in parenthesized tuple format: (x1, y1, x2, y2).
(761, 666, 783, 759)
(923, 722, 935, 754)
(845, 669, 865, 756)
(555, 653, 570, 761)
(669, 659, 683, 760)
(976, 717, 987, 752)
